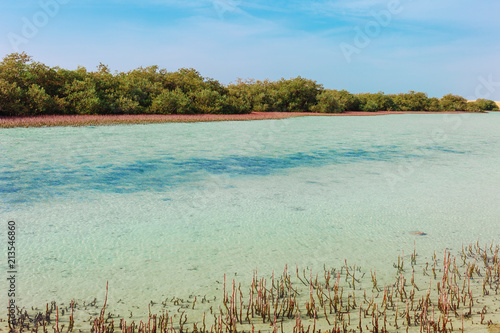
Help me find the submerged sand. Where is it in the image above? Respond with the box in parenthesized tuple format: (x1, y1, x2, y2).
(4, 241, 499, 333)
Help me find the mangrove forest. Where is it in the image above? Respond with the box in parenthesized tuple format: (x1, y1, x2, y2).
(0, 52, 498, 117)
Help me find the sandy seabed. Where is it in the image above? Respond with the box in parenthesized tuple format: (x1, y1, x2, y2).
(2, 111, 499, 332)
(0, 111, 479, 128)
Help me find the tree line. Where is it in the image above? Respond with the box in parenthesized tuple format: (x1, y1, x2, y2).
(0, 53, 498, 117)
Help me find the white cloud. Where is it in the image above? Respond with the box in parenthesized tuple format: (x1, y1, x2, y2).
(7, 0, 500, 100)
(301, 0, 398, 18)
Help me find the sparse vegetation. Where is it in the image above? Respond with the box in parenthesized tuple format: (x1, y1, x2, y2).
(7, 241, 500, 333)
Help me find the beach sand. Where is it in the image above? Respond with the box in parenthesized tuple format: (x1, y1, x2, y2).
(0, 111, 477, 128)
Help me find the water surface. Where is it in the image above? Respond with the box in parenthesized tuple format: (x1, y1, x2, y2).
(1, 113, 499, 318)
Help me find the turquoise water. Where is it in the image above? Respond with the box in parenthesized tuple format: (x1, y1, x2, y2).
(1, 113, 500, 319)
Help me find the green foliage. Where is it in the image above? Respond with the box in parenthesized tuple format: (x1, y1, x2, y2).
(466, 101, 480, 112)
(150, 89, 192, 114)
(440, 94, 468, 111)
(362, 100, 379, 112)
(204, 77, 228, 96)
(115, 66, 164, 111)
(223, 94, 252, 114)
(391, 91, 430, 111)
(329, 90, 361, 111)
(189, 89, 226, 114)
(311, 90, 342, 113)
(113, 96, 141, 114)
(61, 78, 101, 114)
(0, 79, 25, 116)
(427, 97, 443, 111)
(0, 52, 33, 90)
(467, 99, 499, 111)
(164, 68, 206, 93)
(226, 77, 322, 113)
(226, 79, 254, 114)
(270, 77, 322, 112)
(0, 53, 491, 117)
(247, 80, 275, 112)
(25, 84, 53, 115)
(358, 92, 396, 112)
(226, 79, 276, 112)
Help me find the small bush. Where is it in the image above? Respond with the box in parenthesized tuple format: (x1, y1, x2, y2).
(427, 97, 442, 111)
(440, 94, 468, 111)
(0, 79, 25, 116)
(468, 99, 499, 111)
(363, 100, 379, 112)
(113, 95, 141, 114)
(391, 91, 430, 111)
(149, 89, 192, 114)
(272, 77, 322, 112)
(60, 78, 101, 114)
(25, 84, 53, 115)
(358, 92, 395, 112)
(329, 90, 361, 111)
(223, 94, 252, 114)
(189, 89, 226, 114)
(311, 90, 342, 113)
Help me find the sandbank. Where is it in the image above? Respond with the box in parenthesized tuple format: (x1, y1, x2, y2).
(0, 111, 479, 128)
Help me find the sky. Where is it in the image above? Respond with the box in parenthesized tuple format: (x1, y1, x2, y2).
(1, 0, 499, 100)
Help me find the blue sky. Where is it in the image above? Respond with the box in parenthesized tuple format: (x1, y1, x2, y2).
(1, 0, 499, 100)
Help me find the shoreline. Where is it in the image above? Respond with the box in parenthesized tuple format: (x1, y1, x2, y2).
(0, 111, 485, 128)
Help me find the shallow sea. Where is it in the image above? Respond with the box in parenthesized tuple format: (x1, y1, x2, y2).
(1, 113, 500, 320)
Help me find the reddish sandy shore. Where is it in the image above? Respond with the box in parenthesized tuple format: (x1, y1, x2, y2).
(0, 111, 481, 128)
